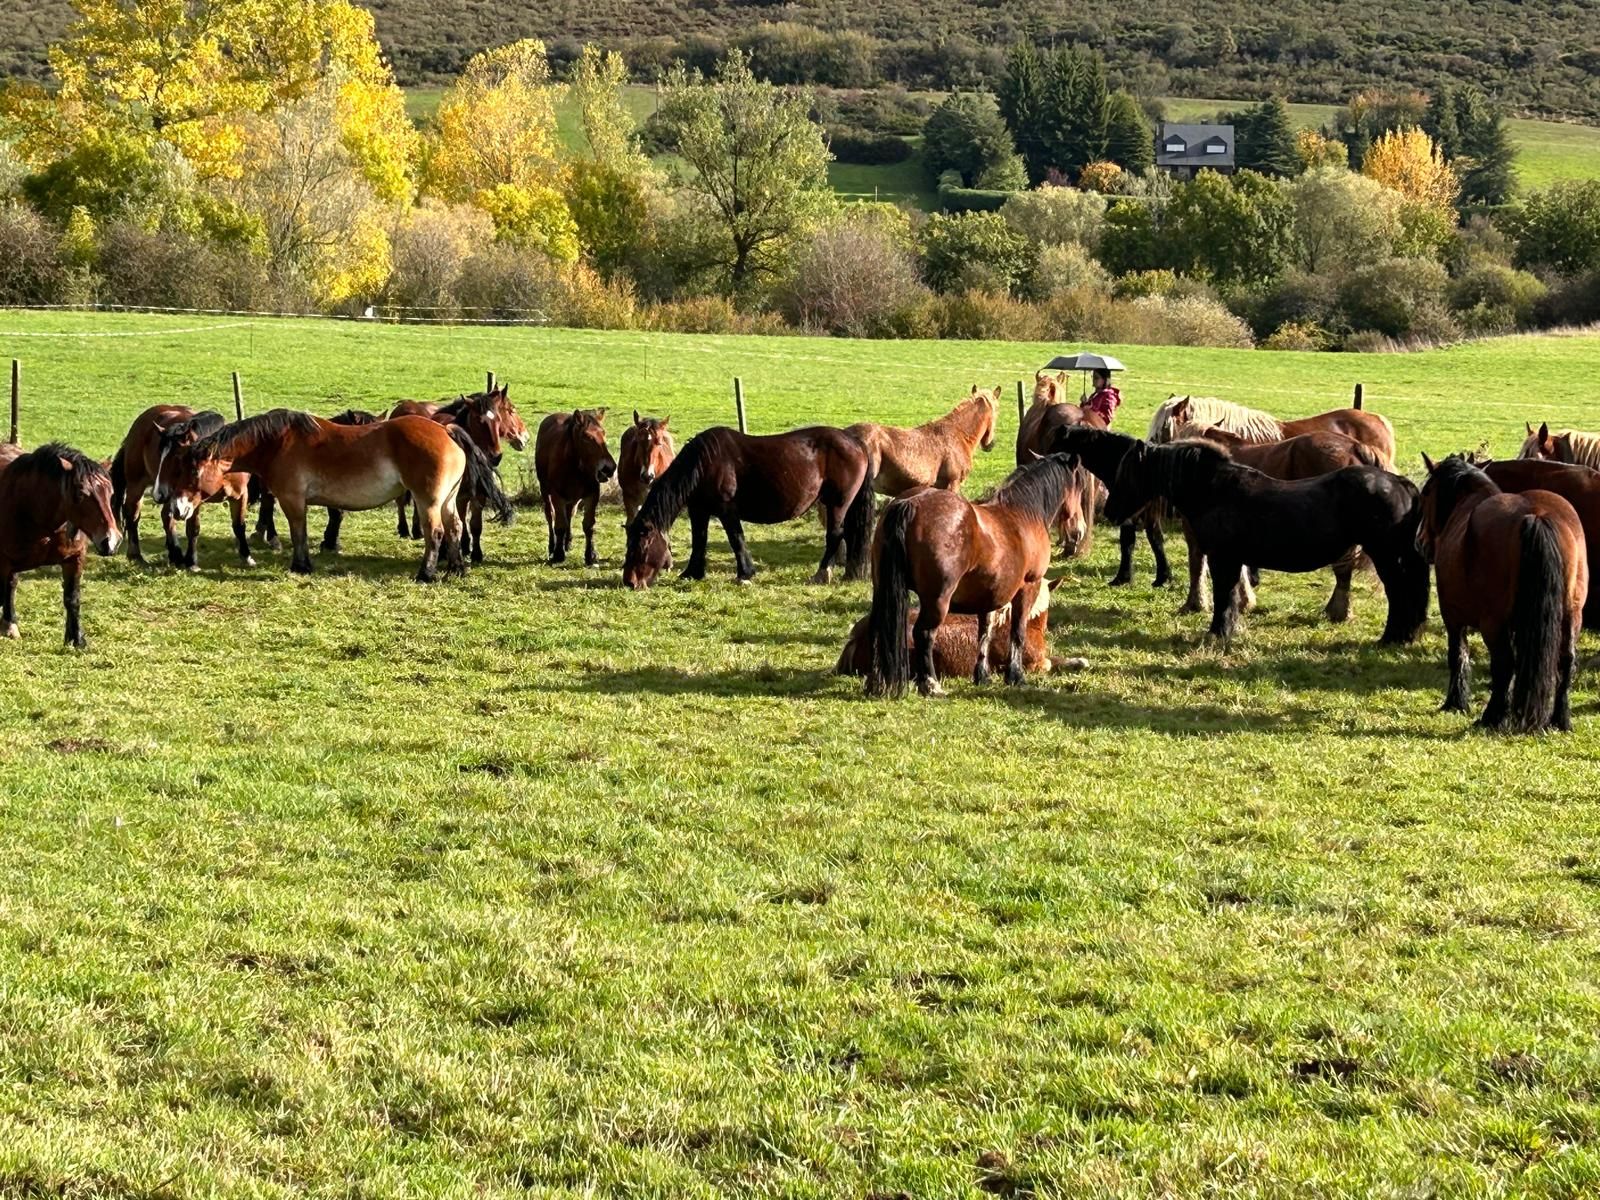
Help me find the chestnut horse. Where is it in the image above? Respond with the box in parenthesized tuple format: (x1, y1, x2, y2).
(1169, 422, 1383, 619)
(837, 576, 1084, 679)
(1418, 454, 1587, 732)
(619, 411, 675, 522)
(536, 408, 618, 566)
(157, 410, 501, 582)
(623, 426, 874, 589)
(1484, 457, 1600, 629)
(865, 452, 1085, 697)
(391, 387, 528, 540)
(846, 385, 997, 497)
(0, 444, 121, 648)
(111, 406, 256, 570)
(1518, 422, 1600, 470)
(1150, 395, 1396, 469)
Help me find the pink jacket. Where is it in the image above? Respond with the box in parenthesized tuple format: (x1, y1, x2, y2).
(1084, 385, 1121, 426)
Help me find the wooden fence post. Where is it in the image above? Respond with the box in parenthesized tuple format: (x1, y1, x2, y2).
(231, 371, 244, 422)
(734, 377, 747, 434)
(1353, 382, 1364, 410)
(486, 370, 496, 393)
(1016, 379, 1025, 425)
(8, 360, 18, 446)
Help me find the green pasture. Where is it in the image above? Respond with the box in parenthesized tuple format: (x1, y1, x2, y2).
(1, 311, 1599, 1197)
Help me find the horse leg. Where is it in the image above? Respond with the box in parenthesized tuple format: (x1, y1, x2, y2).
(61, 557, 85, 650)
(560, 499, 578, 562)
(1478, 635, 1512, 729)
(322, 508, 345, 554)
(409, 494, 422, 541)
(721, 513, 756, 583)
(281, 496, 315, 575)
(1003, 590, 1030, 685)
(1209, 558, 1242, 641)
(468, 496, 485, 565)
(1, 565, 17, 639)
(1554, 616, 1577, 733)
(973, 609, 994, 685)
(124, 491, 146, 565)
(582, 490, 600, 567)
(415, 502, 445, 584)
(913, 592, 950, 697)
(395, 495, 410, 539)
(1179, 519, 1207, 614)
(1146, 514, 1170, 588)
(812, 502, 845, 585)
(682, 509, 710, 581)
(1326, 553, 1354, 623)
(1442, 624, 1471, 713)
(1236, 566, 1257, 613)
(163, 504, 185, 567)
(183, 510, 201, 572)
(256, 492, 282, 551)
(543, 492, 561, 563)
(441, 499, 466, 579)
(1109, 523, 1135, 586)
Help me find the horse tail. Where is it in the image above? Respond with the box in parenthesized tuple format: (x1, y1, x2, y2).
(108, 446, 127, 515)
(843, 458, 876, 580)
(449, 425, 516, 525)
(1508, 514, 1566, 732)
(866, 499, 913, 698)
(1352, 441, 1382, 469)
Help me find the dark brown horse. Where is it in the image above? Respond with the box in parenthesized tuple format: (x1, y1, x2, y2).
(1483, 458, 1600, 629)
(1, 444, 121, 648)
(623, 426, 875, 589)
(390, 387, 527, 542)
(619, 411, 676, 522)
(157, 410, 507, 582)
(1418, 454, 1587, 732)
(536, 408, 618, 566)
(866, 453, 1085, 697)
(111, 405, 257, 570)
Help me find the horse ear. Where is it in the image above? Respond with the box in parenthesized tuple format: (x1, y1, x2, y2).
(1526, 421, 1535, 436)
(1062, 453, 1080, 470)
(1025, 448, 1043, 461)
(1538, 422, 1550, 442)
(660, 415, 669, 428)
(633, 409, 642, 425)
(595, 407, 607, 422)
(58, 455, 74, 474)
(1421, 452, 1436, 474)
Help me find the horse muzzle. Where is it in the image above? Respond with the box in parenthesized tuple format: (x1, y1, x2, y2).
(96, 532, 121, 557)
(510, 435, 528, 452)
(598, 463, 616, 483)
(169, 496, 196, 521)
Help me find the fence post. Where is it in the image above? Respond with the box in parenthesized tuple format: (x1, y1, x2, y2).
(8, 360, 18, 446)
(1353, 382, 1364, 410)
(486, 370, 496, 393)
(1016, 379, 1025, 425)
(734, 377, 747, 434)
(231, 371, 244, 422)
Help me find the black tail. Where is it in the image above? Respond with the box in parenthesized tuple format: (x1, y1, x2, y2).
(449, 426, 515, 525)
(109, 446, 127, 516)
(843, 462, 876, 580)
(866, 499, 913, 697)
(1508, 515, 1566, 732)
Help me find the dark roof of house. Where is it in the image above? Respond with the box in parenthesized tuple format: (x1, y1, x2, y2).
(1156, 122, 1235, 167)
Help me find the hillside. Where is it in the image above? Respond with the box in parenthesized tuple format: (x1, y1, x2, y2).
(4, 0, 1600, 118)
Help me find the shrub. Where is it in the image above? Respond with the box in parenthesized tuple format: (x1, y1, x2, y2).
(937, 173, 1013, 214)
(387, 201, 494, 315)
(923, 94, 1018, 187)
(1511, 181, 1600, 275)
(737, 23, 876, 88)
(826, 129, 914, 165)
(1338, 256, 1450, 338)
(641, 296, 789, 336)
(95, 222, 233, 310)
(1134, 295, 1256, 348)
(1535, 268, 1600, 328)
(1033, 242, 1111, 298)
(976, 154, 1028, 192)
(1447, 264, 1547, 333)
(1261, 320, 1331, 351)
(931, 290, 1047, 341)
(1114, 269, 1179, 299)
(454, 242, 567, 320)
(0, 204, 64, 304)
(1077, 161, 1124, 194)
(558, 262, 639, 329)
(828, 87, 930, 136)
(1097, 199, 1160, 275)
(1000, 186, 1107, 250)
(777, 217, 929, 337)
(918, 210, 1035, 295)
(1040, 288, 1255, 348)
(1251, 271, 1346, 338)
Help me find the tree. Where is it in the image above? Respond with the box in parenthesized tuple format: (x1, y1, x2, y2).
(1103, 91, 1153, 174)
(996, 42, 1048, 183)
(923, 94, 1018, 188)
(1045, 47, 1109, 178)
(1362, 127, 1458, 211)
(1097, 199, 1160, 275)
(1331, 88, 1427, 165)
(1288, 167, 1403, 273)
(1456, 101, 1516, 207)
(569, 45, 647, 174)
(1511, 181, 1600, 275)
(917, 211, 1035, 295)
(655, 54, 834, 294)
(1295, 129, 1348, 171)
(1232, 98, 1300, 177)
(426, 40, 564, 203)
(1165, 170, 1294, 287)
(1000, 186, 1108, 249)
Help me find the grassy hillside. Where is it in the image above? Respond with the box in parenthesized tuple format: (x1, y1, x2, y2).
(1, 310, 1599, 1194)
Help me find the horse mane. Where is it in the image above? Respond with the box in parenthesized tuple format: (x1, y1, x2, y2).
(435, 393, 488, 420)
(984, 453, 1078, 524)
(1149, 396, 1282, 444)
(934, 391, 993, 435)
(1557, 430, 1600, 468)
(330, 408, 383, 426)
(635, 427, 720, 530)
(193, 409, 322, 459)
(158, 410, 226, 453)
(8, 442, 109, 491)
(1146, 439, 1236, 494)
(1426, 454, 1498, 526)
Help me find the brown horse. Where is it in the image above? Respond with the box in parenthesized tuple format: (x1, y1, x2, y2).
(1418, 454, 1587, 732)
(623, 426, 875, 588)
(0, 444, 121, 648)
(390, 386, 528, 541)
(1172, 423, 1383, 619)
(847, 385, 997, 497)
(157, 410, 502, 582)
(1150, 395, 1397, 468)
(1518, 422, 1600, 470)
(619, 411, 675, 522)
(1484, 457, 1600, 629)
(111, 406, 257, 570)
(837, 576, 1084, 679)
(865, 453, 1085, 697)
(536, 408, 618, 566)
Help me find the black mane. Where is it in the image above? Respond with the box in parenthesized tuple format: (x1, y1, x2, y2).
(158, 410, 226, 454)
(193, 409, 322, 459)
(985, 452, 1079, 524)
(1145, 439, 1237, 496)
(10, 443, 109, 490)
(633, 427, 726, 532)
(1425, 454, 1498, 527)
(330, 408, 383, 426)
(435, 393, 488, 420)
(1051, 426, 1141, 485)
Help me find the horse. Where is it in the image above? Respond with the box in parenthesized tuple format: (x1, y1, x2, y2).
(0, 444, 121, 648)
(846, 385, 997, 497)
(1021, 371, 1164, 580)
(390, 387, 528, 541)
(1149, 395, 1397, 468)
(536, 408, 618, 566)
(294, 409, 387, 554)
(836, 576, 1084, 679)
(110, 405, 256, 570)
(1103, 437, 1429, 644)
(619, 411, 675, 522)
(865, 453, 1086, 697)
(1483, 457, 1600, 629)
(623, 426, 875, 589)
(156, 409, 508, 582)
(1518, 422, 1600, 469)
(1418, 454, 1587, 732)
(1169, 422, 1383, 619)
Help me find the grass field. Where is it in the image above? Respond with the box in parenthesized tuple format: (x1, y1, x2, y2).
(2, 311, 1600, 1196)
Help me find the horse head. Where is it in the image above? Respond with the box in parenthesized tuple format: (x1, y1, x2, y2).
(973, 384, 999, 451)
(1102, 439, 1153, 525)
(492, 386, 529, 452)
(53, 448, 121, 558)
(1032, 371, 1068, 407)
(570, 408, 617, 486)
(464, 393, 504, 465)
(622, 513, 671, 590)
(628, 411, 674, 487)
(1519, 421, 1560, 462)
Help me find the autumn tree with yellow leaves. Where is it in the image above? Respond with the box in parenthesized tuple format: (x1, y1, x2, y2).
(1361, 128, 1459, 211)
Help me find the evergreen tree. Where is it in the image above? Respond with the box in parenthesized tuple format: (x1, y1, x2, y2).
(1103, 90, 1152, 173)
(1424, 83, 1461, 157)
(997, 41, 1049, 184)
(1043, 46, 1108, 178)
(1234, 97, 1300, 177)
(1458, 104, 1516, 206)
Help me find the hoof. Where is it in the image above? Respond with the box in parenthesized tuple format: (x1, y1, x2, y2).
(242, 556, 258, 568)
(735, 576, 755, 587)
(289, 560, 314, 576)
(1440, 698, 1470, 714)
(585, 554, 599, 568)
(1325, 603, 1351, 623)
(1107, 575, 1131, 588)
(1052, 656, 1091, 672)
(471, 550, 485, 565)
(1004, 667, 1025, 686)
(1152, 573, 1172, 588)
(3, 622, 19, 639)
(187, 563, 201, 575)
(917, 678, 948, 698)
(809, 569, 832, 585)
(67, 635, 87, 651)
(1178, 599, 1207, 615)
(415, 570, 439, 584)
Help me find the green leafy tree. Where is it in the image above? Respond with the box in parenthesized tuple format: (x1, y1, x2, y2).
(1165, 170, 1293, 287)
(922, 93, 1018, 188)
(917, 210, 1035, 295)
(1511, 181, 1600, 275)
(1097, 199, 1160, 275)
(1232, 98, 1300, 177)
(1289, 166, 1402, 273)
(655, 54, 834, 294)
(1103, 91, 1153, 174)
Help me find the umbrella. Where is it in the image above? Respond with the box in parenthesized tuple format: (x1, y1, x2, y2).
(1042, 352, 1125, 373)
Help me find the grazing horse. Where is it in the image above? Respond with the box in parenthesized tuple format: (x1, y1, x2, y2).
(157, 410, 505, 582)
(536, 408, 618, 566)
(1518, 422, 1600, 470)
(837, 576, 1083, 679)
(1484, 458, 1600, 629)
(1418, 454, 1587, 732)
(865, 453, 1086, 697)
(623, 426, 875, 589)
(1021, 371, 1164, 579)
(1149, 395, 1397, 468)
(1103, 437, 1429, 644)
(1169, 422, 1383, 619)
(847, 385, 998, 497)
(111, 405, 256, 570)
(0, 444, 121, 648)
(619, 412, 675, 522)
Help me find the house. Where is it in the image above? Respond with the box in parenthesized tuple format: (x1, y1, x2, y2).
(1154, 122, 1235, 178)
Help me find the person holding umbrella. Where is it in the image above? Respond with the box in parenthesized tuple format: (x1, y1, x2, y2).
(1084, 367, 1123, 427)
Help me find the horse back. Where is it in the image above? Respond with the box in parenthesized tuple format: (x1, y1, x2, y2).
(1442, 490, 1586, 631)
